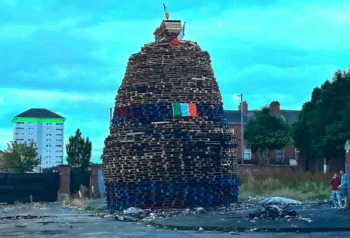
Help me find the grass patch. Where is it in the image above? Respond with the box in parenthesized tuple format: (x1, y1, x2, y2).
(238, 168, 332, 202)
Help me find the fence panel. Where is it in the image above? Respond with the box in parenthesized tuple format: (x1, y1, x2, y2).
(0, 173, 59, 203)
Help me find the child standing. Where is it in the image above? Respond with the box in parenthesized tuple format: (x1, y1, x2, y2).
(330, 172, 342, 208)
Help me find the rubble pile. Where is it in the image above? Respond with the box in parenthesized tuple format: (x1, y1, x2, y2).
(115, 207, 206, 222)
(248, 204, 298, 221)
(101, 19, 238, 210)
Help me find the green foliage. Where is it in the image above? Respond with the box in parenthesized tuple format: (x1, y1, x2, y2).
(244, 106, 292, 164)
(66, 129, 92, 170)
(0, 141, 39, 173)
(292, 69, 350, 166)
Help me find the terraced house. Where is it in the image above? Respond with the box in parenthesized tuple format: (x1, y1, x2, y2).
(12, 108, 66, 170)
(224, 101, 300, 166)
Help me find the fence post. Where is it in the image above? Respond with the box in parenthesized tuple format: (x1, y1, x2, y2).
(89, 164, 101, 198)
(58, 165, 71, 201)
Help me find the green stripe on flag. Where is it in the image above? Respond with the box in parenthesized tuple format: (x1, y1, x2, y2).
(172, 103, 182, 117)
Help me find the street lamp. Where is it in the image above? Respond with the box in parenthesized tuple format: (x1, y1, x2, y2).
(234, 94, 244, 165)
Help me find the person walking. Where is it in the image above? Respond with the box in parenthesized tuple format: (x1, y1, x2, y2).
(330, 172, 342, 208)
(338, 170, 347, 208)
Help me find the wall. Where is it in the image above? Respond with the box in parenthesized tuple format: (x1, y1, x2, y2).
(58, 164, 105, 199)
(237, 165, 296, 181)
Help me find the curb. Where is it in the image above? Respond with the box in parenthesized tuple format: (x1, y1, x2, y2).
(149, 221, 350, 233)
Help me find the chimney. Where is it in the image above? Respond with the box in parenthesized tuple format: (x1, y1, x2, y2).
(238, 101, 248, 114)
(269, 101, 280, 114)
(153, 20, 182, 43)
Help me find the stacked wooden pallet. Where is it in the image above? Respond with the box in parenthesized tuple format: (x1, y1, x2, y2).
(101, 20, 238, 210)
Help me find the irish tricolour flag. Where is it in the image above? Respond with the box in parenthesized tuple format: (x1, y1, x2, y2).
(172, 103, 197, 117)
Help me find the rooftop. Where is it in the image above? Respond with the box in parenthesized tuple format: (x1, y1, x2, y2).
(13, 108, 65, 119)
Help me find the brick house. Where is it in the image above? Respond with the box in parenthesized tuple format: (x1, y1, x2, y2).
(224, 101, 300, 166)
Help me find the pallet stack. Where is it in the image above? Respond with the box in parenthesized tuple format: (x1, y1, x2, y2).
(101, 20, 239, 210)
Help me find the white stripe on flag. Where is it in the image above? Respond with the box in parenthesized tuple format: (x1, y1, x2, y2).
(180, 103, 190, 116)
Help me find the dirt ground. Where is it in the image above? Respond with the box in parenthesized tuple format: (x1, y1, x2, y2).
(1, 201, 350, 238)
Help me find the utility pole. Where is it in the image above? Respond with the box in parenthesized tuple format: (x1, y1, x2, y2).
(234, 94, 244, 165)
(240, 95, 244, 165)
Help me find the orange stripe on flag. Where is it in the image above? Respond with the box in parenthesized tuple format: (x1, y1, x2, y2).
(188, 103, 197, 117)
(171, 37, 179, 44)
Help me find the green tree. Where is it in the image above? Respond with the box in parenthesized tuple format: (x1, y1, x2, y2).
(0, 141, 39, 173)
(292, 68, 350, 170)
(66, 129, 92, 170)
(244, 106, 292, 165)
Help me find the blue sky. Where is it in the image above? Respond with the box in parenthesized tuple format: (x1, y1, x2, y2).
(1, 0, 350, 163)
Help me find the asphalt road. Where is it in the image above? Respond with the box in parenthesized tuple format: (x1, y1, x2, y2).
(1, 202, 350, 238)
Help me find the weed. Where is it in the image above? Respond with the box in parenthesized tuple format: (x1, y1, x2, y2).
(238, 169, 332, 202)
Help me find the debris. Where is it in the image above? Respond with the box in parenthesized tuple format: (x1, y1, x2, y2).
(194, 207, 205, 214)
(116, 215, 139, 222)
(248, 204, 298, 221)
(0, 215, 50, 220)
(37, 221, 55, 225)
(123, 207, 145, 215)
(258, 197, 302, 205)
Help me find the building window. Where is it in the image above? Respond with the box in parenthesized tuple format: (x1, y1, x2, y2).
(16, 127, 24, 130)
(46, 139, 51, 142)
(56, 134, 63, 136)
(56, 145, 63, 147)
(276, 149, 284, 161)
(244, 148, 251, 160)
(46, 134, 52, 136)
(46, 145, 52, 147)
(56, 150, 63, 153)
(16, 122, 24, 125)
(46, 123, 52, 125)
(56, 123, 63, 125)
(56, 128, 63, 131)
(56, 139, 63, 141)
(16, 133, 24, 136)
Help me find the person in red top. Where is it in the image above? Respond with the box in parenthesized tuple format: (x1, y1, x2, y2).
(330, 172, 342, 208)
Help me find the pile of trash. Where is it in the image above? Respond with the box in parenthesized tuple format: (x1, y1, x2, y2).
(258, 197, 302, 205)
(115, 207, 206, 222)
(246, 197, 301, 221)
(248, 204, 298, 221)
